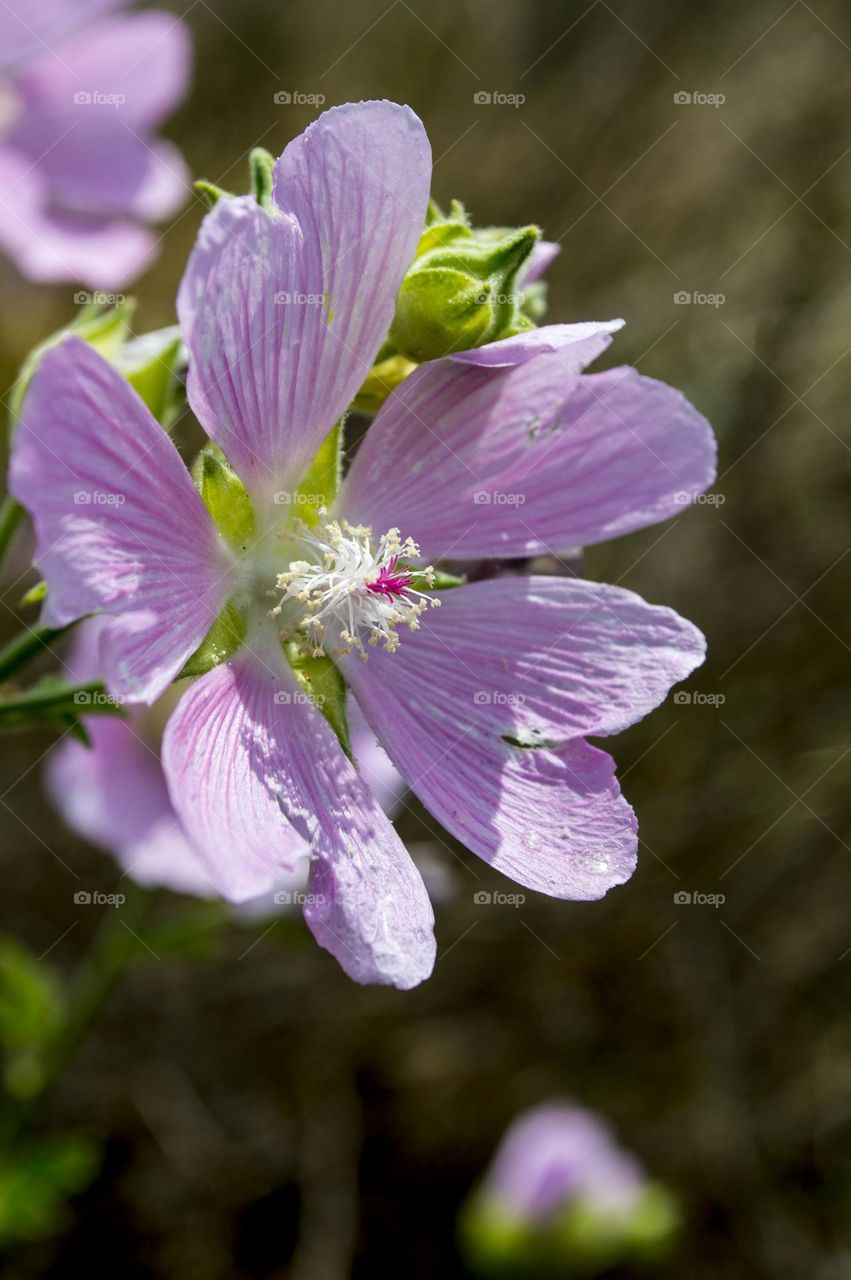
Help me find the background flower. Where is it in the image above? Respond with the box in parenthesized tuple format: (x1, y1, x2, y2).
(0, 0, 191, 286)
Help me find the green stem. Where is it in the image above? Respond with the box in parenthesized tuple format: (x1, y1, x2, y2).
(0, 679, 122, 730)
(0, 624, 65, 684)
(1, 887, 157, 1144)
(0, 496, 23, 572)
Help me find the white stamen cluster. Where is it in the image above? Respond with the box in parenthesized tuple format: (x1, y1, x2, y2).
(271, 517, 438, 659)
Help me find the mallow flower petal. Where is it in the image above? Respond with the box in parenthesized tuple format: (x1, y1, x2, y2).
(178, 101, 430, 498)
(340, 357, 716, 561)
(343, 576, 704, 898)
(11, 12, 191, 133)
(161, 656, 312, 903)
(8, 15, 191, 221)
(449, 319, 622, 368)
(46, 715, 217, 898)
(0, 148, 155, 286)
(351, 686, 637, 902)
(162, 652, 435, 987)
(9, 337, 229, 702)
(0, 0, 124, 72)
(354, 576, 704, 742)
(518, 239, 561, 288)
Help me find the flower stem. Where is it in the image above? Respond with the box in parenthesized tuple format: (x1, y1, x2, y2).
(0, 496, 23, 573)
(0, 679, 120, 730)
(0, 624, 65, 684)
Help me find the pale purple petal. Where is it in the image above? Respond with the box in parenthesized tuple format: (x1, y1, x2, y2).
(43, 617, 214, 895)
(449, 319, 622, 368)
(179, 101, 430, 499)
(343, 575, 702, 897)
(340, 358, 716, 561)
(161, 657, 312, 903)
(9, 337, 229, 702)
(0, 0, 125, 71)
(0, 146, 155, 285)
(485, 1103, 644, 1221)
(128, 140, 189, 221)
(518, 239, 561, 287)
(10, 116, 181, 220)
(11, 12, 191, 131)
(7, 15, 190, 221)
(357, 576, 704, 741)
(46, 715, 217, 897)
(163, 650, 435, 986)
(345, 729, 630, 899)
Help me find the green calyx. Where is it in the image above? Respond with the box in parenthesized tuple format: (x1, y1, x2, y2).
(8, 300, 135, 431)
(180, 445, 257, 681)
(389, 202, 540, 362)
(194, 179, 233, 208)
(113, 326, 185, 429)
(293, 419, 343, 523)
(194, 147, 275, 212)
(249, 147, 276, 209)
(285, 644, 351, 758)
(461, 1182, 680, 1275)
(178, 601, 246, 680)
(193, 443, 255, 552)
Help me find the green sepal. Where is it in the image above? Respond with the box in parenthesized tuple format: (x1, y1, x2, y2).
(461, 1181, 680, 1275)
(194, 179, 233, 208)
(390, 219, 540, 362)
(392, 269, 495, 360)
(285, 644, 351, 758)
(8, 300, 135, 430)
(521, 279, 549, 322)
(249, 147, 276, 209)
(409, 568, 465, 592)
(114, 326, 185, 428)
(20, 581, 47, 608)
(178, 601, 246, 679)
(291, 420, 343, 522)
(193, 443, 255, 551)
(351, 354, 418, 415)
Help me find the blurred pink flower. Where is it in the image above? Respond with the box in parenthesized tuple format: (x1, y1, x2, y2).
(482, 1102, 644, 1223)
(0, 0, 191, 286)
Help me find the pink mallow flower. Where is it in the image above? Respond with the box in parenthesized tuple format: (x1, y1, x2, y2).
(11, 101, 716, 989)
(46, 618, 406, 908)
(481, 1103, 645, 1223)
(0, 0, 190, 286)
(462, 1101, 680, 1274)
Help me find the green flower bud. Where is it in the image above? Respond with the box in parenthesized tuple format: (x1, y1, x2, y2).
(390, 219, 540, 362)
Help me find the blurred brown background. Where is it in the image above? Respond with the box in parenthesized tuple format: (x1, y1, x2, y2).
(1, 0, 850, 1275)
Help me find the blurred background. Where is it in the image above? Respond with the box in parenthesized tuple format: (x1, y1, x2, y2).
(1, 0, 850, 1275)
